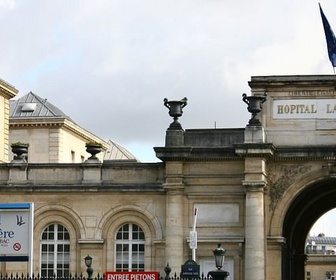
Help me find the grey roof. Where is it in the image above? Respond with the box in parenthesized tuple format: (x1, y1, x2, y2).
(104, 140, 139, 161)
(10, 91, 70, 119)
(307, 236, 336, 245)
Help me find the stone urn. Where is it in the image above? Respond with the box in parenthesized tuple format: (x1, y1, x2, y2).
(85, 142, 102, 160)
(11, 142, 29, 161)
(164, 97, 188, 130)
(242, 93, 267, 126)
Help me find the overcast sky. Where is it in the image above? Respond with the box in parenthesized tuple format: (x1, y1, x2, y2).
(1, 1, 336, 234)
(310, 209, 336, 237)
(1, 0, 336, 162)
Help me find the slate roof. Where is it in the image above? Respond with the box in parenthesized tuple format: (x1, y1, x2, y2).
(307, 236, 336, 245)
(9, 91, 70, 119)
(104, 140, 139, 161)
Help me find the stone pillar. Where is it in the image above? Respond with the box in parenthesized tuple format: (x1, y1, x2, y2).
(267, 236, 286, 280)
(9, 162, 28, 183)
(164, 161, 185, 273)
(243, 178, 266, 280)
(82, 162, 102, 184)
(165, 130, 184, 146)
(244, 125, 265, 143)
(235, 143, 275, 280)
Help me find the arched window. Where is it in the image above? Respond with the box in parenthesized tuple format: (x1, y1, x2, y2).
(40, 223, 70, 277)
(115, 223, 145, 271)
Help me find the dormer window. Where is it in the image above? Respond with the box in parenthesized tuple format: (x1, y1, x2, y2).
(21, 103, 36, 112)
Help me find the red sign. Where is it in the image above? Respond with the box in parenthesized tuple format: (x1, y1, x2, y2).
(105, 272, 158, 280)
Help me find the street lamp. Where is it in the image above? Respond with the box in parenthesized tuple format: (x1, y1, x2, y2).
(84, 255, 93, 280)
(214, 243, 226, 270)
(207, 244, 229, 280)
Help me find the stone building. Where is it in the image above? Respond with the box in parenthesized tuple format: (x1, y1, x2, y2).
(306, 234, 336, 280)
(0, 75, 336, 280)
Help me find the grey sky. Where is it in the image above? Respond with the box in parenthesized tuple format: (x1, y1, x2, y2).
(1, 0, 335, 163)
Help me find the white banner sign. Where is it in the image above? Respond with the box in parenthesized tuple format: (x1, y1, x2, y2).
(273, 99, 336, 119)
(189, 231, 197, 250)
(0, 203, 34, 262)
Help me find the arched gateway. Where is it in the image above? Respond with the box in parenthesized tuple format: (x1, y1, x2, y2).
(248, 75, 336, 280)
(282, 177, 336, 279)
(156, 75, 336, 280)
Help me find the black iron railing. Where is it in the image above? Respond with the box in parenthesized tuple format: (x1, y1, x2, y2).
(0, 273, 213, 280)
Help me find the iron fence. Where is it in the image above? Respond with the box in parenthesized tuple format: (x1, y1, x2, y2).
(0, 273, 213, 280)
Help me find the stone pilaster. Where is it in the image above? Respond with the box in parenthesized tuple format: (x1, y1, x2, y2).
(0, 79, 18, 163)
(243, 179, 266, 280)
(235, 143, 275, 280)
(164, 161, 185, 273)
(267, 236, 286, 280)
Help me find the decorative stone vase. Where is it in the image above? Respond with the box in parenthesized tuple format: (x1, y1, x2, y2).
(163, 97, 188, 130)
(242, 93, 267, 126)
(85, 143, 102, 160)
(11, 142, 29, 161)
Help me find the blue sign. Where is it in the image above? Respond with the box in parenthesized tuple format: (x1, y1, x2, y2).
(181, 260, 200, 278)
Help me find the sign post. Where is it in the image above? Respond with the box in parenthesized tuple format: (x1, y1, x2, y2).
(0, 203, 34, 274)
(189, 208, 198, 261)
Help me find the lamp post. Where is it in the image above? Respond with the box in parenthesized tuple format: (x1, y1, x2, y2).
(84, 255, 93, 280)
(164, 263, 171, 280)
(207, 244, 229, 280)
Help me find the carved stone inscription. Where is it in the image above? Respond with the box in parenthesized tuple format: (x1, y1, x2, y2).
(273, 99, 336, 119)
(268, 164, 312, 210)
(289, 90, 336, 97)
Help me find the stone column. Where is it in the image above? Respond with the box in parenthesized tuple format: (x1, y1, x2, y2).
(243, 178, 266, 280)
(164, 161, 185, 273)
(235, 143, 274, 280)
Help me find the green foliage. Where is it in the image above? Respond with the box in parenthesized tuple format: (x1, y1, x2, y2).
(11, 141, 29, 147)
(85, 142, 102, 147)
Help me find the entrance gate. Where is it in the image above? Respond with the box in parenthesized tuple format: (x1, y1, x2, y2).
(282, 178, 336, 280)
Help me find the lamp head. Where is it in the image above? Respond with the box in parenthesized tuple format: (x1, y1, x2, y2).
(213, 244, 226, 270)
(84, 255, 92, 268)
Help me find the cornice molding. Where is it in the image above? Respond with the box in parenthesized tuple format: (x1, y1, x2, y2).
(9, 118, 109, 149)
(234, 143, 276, 158)
(0, 79, 18, 99)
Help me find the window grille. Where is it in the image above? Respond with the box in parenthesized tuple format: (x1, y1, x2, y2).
(115, 223, 145, 271)
(40, 224, 70, 277)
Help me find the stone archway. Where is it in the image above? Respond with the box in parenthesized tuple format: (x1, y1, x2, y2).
(282, 177, 336, 280)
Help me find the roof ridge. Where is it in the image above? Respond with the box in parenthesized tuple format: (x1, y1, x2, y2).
(10, 91, 70, 119)
(28, 91, 59, 117)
